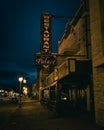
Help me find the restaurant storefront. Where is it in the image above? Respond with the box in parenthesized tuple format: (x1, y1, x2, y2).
(40, 58, 93, 115)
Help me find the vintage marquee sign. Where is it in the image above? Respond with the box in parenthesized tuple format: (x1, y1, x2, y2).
(40, 13, 52, 54)
(35, 54, 56, 66)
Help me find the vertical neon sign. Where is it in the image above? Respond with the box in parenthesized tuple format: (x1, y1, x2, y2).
(40, 13, 52, 54)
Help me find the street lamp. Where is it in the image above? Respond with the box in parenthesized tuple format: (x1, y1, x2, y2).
(23, 79, 27, 96)
(23, 79, 27, 84)
(18, 76, 23, 108)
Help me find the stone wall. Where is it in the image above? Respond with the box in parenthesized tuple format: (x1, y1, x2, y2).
(89, 0, 104, 126)
(93, 67, 104, 126)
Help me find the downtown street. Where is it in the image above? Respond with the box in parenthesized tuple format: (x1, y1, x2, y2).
(0, 97, 103, 130)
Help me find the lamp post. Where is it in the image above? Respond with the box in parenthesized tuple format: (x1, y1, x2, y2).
(18, 76, 23, 108)
(23, 79, 27, 96)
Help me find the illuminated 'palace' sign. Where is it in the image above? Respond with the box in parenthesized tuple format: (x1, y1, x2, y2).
(40, 13, 52, 54)
(35, 54, 56, 66)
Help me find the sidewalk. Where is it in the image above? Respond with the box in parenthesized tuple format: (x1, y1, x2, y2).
(4, 98, 104, 130)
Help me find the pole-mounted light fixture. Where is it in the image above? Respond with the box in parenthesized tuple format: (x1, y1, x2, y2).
(18, 76, 23, 108)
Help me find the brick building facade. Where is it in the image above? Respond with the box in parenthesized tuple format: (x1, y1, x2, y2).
(35, 0, 104, 127)
(89, 0, 104, 126)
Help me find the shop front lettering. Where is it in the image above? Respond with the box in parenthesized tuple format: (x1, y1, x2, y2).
(42, 15, 50, 53)
(36, 56, 56, 65)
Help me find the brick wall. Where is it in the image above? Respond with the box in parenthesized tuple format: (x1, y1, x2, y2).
(89, 0, 104, 126)
(93, 67, 104, 126)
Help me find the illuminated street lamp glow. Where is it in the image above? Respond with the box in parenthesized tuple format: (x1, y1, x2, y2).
(23, 79, 27, 84)
(23, 87, 28, 95)
(18, 77, 23, 82)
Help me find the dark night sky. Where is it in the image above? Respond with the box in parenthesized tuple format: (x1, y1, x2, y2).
(0, 0, 81, 91)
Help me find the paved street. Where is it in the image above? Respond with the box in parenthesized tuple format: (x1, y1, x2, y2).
(0, 97, 104, 130)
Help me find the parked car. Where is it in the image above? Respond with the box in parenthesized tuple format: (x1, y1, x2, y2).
(0, 96, 11, 103)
